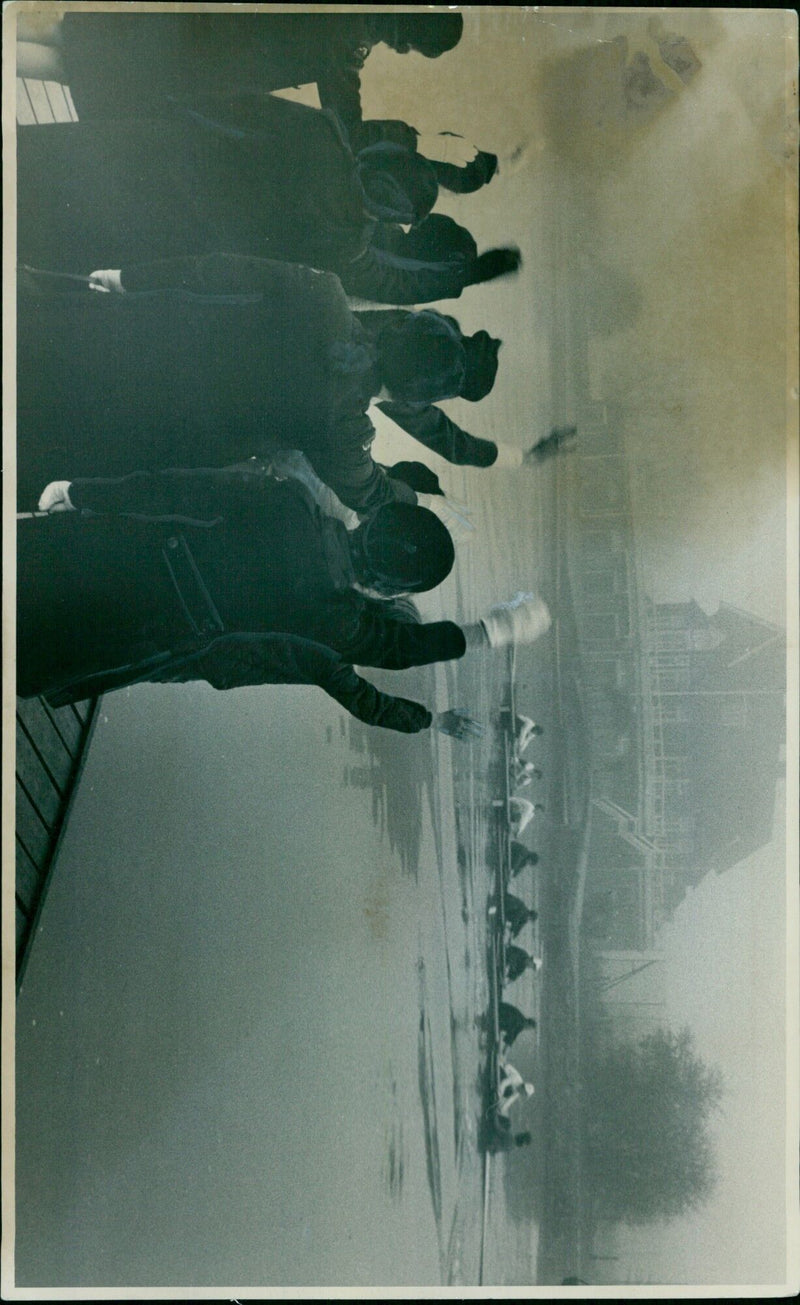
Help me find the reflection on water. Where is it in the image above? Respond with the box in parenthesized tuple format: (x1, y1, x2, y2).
(336, 480, 555, 1283)
(417, 961, 445, 1275)
(381, 1068, 406, 1204)
(345, 665, 438, 879)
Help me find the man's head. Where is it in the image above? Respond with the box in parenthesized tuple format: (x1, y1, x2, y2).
(525, 1017, 537, 1030)
(377, 312, 502, 405)
(377, 311, 465, 403)
(351, 502, 455, 597)
(523, 1082, 535, 1098)
(356, 143, 438, 226)
(514, 1131, 533, 1148)
(379, 12, 464, 57)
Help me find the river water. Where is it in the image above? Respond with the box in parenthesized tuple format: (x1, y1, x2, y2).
(13, 12, 576, 1288)
(14, 454, 560, 1289)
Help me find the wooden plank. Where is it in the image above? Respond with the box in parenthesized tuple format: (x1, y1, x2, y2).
(70, 701, 93, 727)
(16, 79, 37, 126)
(16, 841, 42, 915)
(63, 84, 78, 121)
(23, 79, 56, 124)
(43, 80, 72, 123)
(15, 730, 63, 829)
(17, 699, 73, 782)
(15, 784, 51, 868)
(42, 698, 84, 753)
(15, 697, 100, 991)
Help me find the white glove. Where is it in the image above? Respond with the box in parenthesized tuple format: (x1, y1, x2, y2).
(480, 593, 552, 650)
(89, 269, 124, 294)
(38, 481, 75, 513)
(492, 441, 526, 470)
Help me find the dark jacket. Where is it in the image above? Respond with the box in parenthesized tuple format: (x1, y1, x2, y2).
(502, 893, 537, 939)
(376, 399, 498, 468)
(498, 1002, 535, 1046)
(18, 96, 372, 275)
(17, 467, 466, 726)
(340, 213, 482, 304)
(509, 840, 536, 879)
(58, 13, 487, 178)
(58, 12, 376, 125)
(17, 256, 413, 516)
(18, 98, 486, 306)
(503, 945, 533, 984)
(18, 255, 495, 512)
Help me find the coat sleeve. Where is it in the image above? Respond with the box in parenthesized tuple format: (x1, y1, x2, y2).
(175, 632, 433, 732)
(376, 402, 499, 468)
(305, 378, 418, 514)
(68, 464, 270, 523)
(341, 118, 420, 153)
(118, 252, 344, 301)
(330, 595, 467, 670)
(430, 151, 498, 195)
(339, 244, 472, 305)
(315, 57, 365, 139)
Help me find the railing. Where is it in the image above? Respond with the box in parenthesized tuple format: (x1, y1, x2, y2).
(15, 698, 100, 991)
(17, 77, 78, 125)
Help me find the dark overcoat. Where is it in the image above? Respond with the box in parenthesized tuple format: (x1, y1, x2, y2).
(57, 11, 373, 123)
(18, 95, 371, 275)
(17, 257, 403, 514)
(18, 95, 484, 305)
(17, 467, 465, 725)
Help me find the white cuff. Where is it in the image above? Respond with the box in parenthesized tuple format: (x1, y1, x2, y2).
(492, 442, 525, 470)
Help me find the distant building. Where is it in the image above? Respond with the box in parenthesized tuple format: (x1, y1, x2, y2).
(563, 403, 786, 950)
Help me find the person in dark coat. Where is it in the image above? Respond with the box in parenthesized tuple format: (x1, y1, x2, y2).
(19, 461, 551, 726)
(501, 893, 539, 940)
(19, 254, 552, 510)
(18, 10, 496, 197)
(480, 1116, 532, 1155)
(17, 256, 397, 514)
(17, 92, 520, 306)
(18, 463, 456, 725)
(16, 257, 427, 515)
(340, 211, 522, 305)
(498, 1002, 537, 1047)
(509, 841, 540, 879)
(17, 10, 463, 145)
(503, 945, 542, 985)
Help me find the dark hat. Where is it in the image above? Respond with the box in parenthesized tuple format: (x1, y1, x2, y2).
(361, 503, 455, 593)
(387, 461, 444, 496)
(460, 330, 502, 402)
(388, 13, 464, 57)
(357, 143, 438, 226)
(377, 310, 466, 402)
